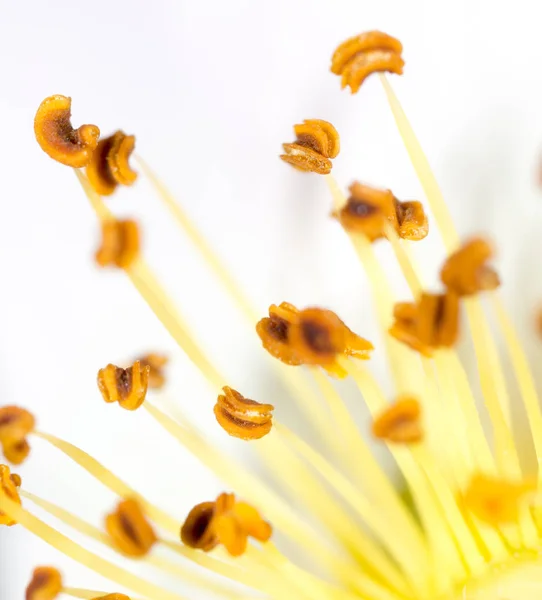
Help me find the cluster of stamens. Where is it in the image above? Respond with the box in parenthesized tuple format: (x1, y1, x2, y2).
(1, 24, 541, 600)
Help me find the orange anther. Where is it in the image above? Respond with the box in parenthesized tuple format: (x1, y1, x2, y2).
(34, 95, 100, 167)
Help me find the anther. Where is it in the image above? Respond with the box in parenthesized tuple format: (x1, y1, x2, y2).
(280, 119, 340, 174)
(97, 361, 150, 411)
(289, 307, 373, 377)
(34, 96, 100, 167)
(105, 498, 158, 557)
(214, 387, 274, 440)
(136, 353, 168, 389)
(86, 131, 137, 196)
(463, 474, 536, 526)
(372, 397, 423, 443)
(255, 302, 304, 366)
(334, 182, 428, 242)
(95, 219, 141, 269)
(257, 303, 372, 377)
(389, 292, 460, 357)
(0, 406, 35, 465)
(0, 464, 22, 526)
(440, 238, 500, 296)
(181, 493, 272, 557)
(331, 31, 404, 93)
(25, 566, 62, 600)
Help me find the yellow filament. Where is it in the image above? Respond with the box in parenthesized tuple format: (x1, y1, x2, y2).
(245, 544, 377, 600)
(63, 589, 138, 600)
(33, 430, 179, 534)
(378, 74, 459, 254)
(492, 294, 542, 480)
(324, 173, 347, 211)
(128, 259, 224, 389)
(464, 299, 520, 478)
(340, 358, 468, 594)
(0, 492, 188, 600)
(261, 430, 410, 597)
(309, 368, 430, 567)
(275, 422, 428, 595)
(74, 169, 113, 221)
(350, 233, 419, 394)
(434, 353, 496, 475)
(385, 225, 423, 297)
(136, 156, 260, 323)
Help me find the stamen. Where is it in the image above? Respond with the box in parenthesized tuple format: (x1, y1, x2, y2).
(274, 422, 429, 594)
(340, 358, 469, 594)
(33, 430, 180, 535)
(135, 159, 342, 467)
(20, 490, 259, 599)
(141, 401, 383, 592)
(0, 491, 189, 600)
(331, 31, 404, 93)
(257, 430, 411, 597)
(378, 74, 459, 253)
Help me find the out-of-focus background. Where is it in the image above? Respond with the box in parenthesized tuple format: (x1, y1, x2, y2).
(2, 0, 542, 597)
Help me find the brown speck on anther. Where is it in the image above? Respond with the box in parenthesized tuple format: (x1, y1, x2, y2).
(86, 131, 138, 196)
(97, 361, 150, 411)
(372, 397, 423, 443)
(441, 238, 500, 296)
(180, 501, 219, 552)
(34, 95, 100, 167)
(280, 119, 340, 174)
(95, 219, 140, 269)
(105, 498, 157, 557)
(390, 292, 460, 357)
(25, 566, 62, 600)
(289, 307, 373, 377)
(214, 387, 274, 440)
(331, 31, 404, 93)
(0, 464, 22, 526)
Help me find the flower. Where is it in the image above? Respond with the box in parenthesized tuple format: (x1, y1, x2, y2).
(1, 26, 542, 600)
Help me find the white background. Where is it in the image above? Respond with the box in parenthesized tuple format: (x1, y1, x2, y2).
(2, 0, 542, 597)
